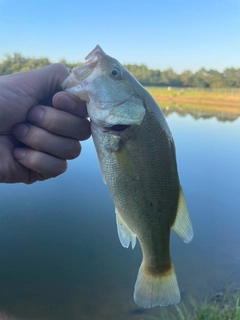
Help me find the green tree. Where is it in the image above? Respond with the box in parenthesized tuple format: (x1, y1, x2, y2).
(1, 53, 239, 89)
(0, 53, 50, 75)
(160, 68, 181, 87)
(207, 69, 225, 88)
(223, 68, 240, 87)
(180, 70, 195, 87)
(194, 68, 210, 88)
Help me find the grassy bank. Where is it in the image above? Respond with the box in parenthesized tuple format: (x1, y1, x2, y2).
(146, 87, 240, 119)
(156, 291, 240, 320)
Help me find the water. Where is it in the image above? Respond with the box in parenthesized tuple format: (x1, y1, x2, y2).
(0, 112, 239, 320)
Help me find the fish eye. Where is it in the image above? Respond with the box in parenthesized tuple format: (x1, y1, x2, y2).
(109, 67, 121, 79)
(111, 69, 118, 76)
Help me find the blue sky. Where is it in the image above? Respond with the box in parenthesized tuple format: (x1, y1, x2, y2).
(0, 0, 239, 73)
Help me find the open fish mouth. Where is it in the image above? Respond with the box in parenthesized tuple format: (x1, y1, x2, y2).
(62, 62, 97, 90)
(62, 46, 106, 91)
(103, 124, 131, 132)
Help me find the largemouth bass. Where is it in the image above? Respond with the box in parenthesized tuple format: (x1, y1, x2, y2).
(62, 45, 193, 308)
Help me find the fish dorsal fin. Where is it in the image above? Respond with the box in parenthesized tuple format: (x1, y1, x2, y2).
(115, 208, 136, 249)
(172, 187, 193, 243)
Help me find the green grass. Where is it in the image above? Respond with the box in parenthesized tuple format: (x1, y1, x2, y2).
(155, 292, 240, 320)
(146, 87, 240, 99)
(146, 86, 240, 103)
(144, 86, 240, 119)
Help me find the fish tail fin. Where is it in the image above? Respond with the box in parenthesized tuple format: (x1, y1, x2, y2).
(133, 262, 180, 308)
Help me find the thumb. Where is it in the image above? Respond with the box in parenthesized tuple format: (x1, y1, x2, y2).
(16, 63, 70, 102)
(0, 64, 70, 133)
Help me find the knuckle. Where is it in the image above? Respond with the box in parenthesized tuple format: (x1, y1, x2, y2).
(50, 63, 69, 75)
(27, 106, 45, 125)
(26, 150, 68, 178)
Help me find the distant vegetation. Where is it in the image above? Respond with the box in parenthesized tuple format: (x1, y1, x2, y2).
(1, 53, 240, 89)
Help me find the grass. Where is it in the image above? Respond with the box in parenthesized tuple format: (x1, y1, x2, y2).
(146, 87, 240, 119)
(155, 291, 240, 320)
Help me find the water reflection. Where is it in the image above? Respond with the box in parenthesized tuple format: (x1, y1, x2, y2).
(0, 111, 239, 319)
(162, 105, 239, 122)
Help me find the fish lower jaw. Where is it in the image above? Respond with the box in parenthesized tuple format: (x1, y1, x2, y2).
(65, 84, 82, 93)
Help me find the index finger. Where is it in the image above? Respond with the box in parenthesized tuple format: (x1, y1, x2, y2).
(52, 91, 88, 118)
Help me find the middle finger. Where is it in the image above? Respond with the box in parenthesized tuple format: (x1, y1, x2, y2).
(27, 105, 91, 141)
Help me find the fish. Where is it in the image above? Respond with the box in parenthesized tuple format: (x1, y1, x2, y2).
(62, 45, 193, 308)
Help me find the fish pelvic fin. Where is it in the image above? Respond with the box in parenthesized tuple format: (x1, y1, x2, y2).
(134, 262, 180, 308)
(115, 208, 136, 249)
(172, 187, 193, 243)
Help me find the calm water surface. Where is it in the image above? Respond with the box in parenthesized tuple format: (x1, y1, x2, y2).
(0, 111, 239, 320)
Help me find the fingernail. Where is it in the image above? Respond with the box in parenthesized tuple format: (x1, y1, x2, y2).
(13, 148, 27, 160)
(28, 106, 45, 123)
(12, 124, 29, 139)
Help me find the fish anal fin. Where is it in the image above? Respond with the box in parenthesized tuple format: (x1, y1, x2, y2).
(115, 208, 136, 249)
(172, 187, 193, 243)
(134, 262, 180, 308)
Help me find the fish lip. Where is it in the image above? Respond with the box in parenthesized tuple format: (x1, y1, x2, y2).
(62, 56, 100, 91)
(85, 45, 106, 63)
(62, 45, 106, 91)
(61, 76, 82, 91)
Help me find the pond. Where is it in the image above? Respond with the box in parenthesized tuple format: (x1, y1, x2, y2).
(0, 111, 239, 320)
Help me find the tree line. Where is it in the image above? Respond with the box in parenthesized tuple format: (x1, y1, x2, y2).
(0, 53, 239, 88)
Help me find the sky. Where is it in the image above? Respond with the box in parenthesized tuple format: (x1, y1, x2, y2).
(0, 0, 239, 73)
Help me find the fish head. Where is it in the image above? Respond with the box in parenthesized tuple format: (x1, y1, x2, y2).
(62, 45, 146, 128)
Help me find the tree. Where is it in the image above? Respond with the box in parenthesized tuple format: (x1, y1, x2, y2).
(0, 53, 50, 75)
(223, 68, 240, 87)
(180, 70, 195, 87)
(0, 53, 239, 88)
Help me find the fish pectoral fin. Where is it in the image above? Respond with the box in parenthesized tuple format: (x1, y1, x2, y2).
(95, 152, 107, 184)
(114, 147, 139, 180)
(172, 187, 194, 243)
(115, 208, 136, 249)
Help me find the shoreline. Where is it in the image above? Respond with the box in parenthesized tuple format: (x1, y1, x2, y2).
(146, 87, 240, 119)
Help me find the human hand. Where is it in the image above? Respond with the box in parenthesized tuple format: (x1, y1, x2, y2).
(0, 64, 91, 184)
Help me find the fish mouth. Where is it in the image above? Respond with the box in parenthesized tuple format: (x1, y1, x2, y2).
(61, 45, 109, 95)
(103, 124, 131, 132)
(62, 46, 105, 91)
(61, 61, 98, 91)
